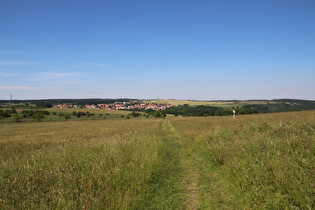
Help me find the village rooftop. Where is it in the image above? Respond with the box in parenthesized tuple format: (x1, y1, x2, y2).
(53, 102, 178, 111)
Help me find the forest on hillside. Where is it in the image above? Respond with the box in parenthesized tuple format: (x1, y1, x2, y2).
(164, 99, 315, 117)
(1, 99, 314, 117)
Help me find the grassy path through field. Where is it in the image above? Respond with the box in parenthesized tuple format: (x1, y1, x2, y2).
(1, 112, 313, 209)
(160, 119, 239, 209)
(161, 119, 201, 209)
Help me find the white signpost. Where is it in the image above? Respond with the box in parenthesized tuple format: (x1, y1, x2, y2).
(233, 109, 236, 119)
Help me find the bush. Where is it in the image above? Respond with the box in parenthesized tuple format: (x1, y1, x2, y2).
(33, 113, 44, 121)
(76, 112, 82, 117)
(130, 111, 141, 118)
(0, 110, 11, 119)
(14, 114, 22, 122)
(64, 114, 71, 121)
(152, 110, 166, 118)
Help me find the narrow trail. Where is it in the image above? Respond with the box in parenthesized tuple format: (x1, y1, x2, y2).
(160, 119, 239, 209)
(161, 120, 201, 209)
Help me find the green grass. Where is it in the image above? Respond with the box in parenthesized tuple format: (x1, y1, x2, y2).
(0, 111, 314, 208)
(1, 119, 159, 208)
(0, 108, 138, 123)
(170, 111, 315, 209)
(207, 120, 314, 209)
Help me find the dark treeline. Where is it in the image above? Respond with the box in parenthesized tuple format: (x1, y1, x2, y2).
(164, 100, 315, 117)
(165, 105, 222, 117)
(0, 98, 135, 107)
(163, 105, 268, 117)
(268, 99, 315, 111)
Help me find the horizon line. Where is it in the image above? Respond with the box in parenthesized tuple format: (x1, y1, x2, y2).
(0, 97, 314, 102)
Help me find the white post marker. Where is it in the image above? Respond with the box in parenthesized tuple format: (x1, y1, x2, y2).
(233, 109, 236, 119)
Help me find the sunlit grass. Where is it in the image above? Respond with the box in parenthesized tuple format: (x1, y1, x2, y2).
(1, 111, 314, 208)
(0, 118, 167, 208)
(170, 111, 315, 209)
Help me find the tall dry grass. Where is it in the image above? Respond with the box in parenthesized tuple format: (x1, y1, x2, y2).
(0, 119, 166, 208)
(1, 111, 314, 208)
(170, 111, 315, 209)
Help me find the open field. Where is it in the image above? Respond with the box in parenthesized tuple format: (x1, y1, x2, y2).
(45, 108, 131, 115)
(169, 111, 315, 209)
(0, 108, 135, 123)
(146, 99, 276, 107)
(0, 111, 314, 208)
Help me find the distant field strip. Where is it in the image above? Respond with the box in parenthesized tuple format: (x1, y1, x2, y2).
(147, 99, 274, 107)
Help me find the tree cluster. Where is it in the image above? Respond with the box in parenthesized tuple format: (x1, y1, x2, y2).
(151, 110, 166, 118)
(129, 111, 142, 118)
(18, 110, 49, 121)
(165, 105, 221, 117)
(144, 109, 166, 118)
(164, 104, 274, 117)
(20, 110, 50, 117)
(0, 108, 17, 119)
(36, 102, 53, 108)
(73, 111, 95, 117)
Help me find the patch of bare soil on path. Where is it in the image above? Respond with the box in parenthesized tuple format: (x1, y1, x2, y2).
(185, 173, 199, 209)
(181, 151, 202, 209)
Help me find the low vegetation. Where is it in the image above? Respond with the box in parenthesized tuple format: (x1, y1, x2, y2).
(0, 108, 133, 123)
(0, 107, 168, 123)
(170, 111, 314, 209)
(0, 110, 314, 208)
(0, 119, 180, 208)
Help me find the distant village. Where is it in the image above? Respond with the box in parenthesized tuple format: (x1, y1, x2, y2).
(53, 102, 178, 111)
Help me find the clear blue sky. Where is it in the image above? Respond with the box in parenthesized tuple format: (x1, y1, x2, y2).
(1, 0, 314, 100)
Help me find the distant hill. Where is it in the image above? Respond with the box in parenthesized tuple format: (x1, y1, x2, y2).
(157, 99, 315, 117)
(1, 98, 314, 113)
(270, 99, 315, 111)
(147, 99, 315, 111)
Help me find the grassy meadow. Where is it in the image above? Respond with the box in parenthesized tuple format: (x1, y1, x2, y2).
(0, 110, 314, 208)
(0, 108, 133, 123)
(170, 111, 315, 209)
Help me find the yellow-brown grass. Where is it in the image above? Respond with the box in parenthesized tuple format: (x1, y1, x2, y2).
(1, 111, 314, 209)
(146, 99, 275, 107)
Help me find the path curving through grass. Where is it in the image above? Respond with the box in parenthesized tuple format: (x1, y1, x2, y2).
(159, 119, 239, 209)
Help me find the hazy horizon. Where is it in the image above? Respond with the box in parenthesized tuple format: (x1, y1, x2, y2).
(1, 1, 314, 100)
(1, 96, 314, 102)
